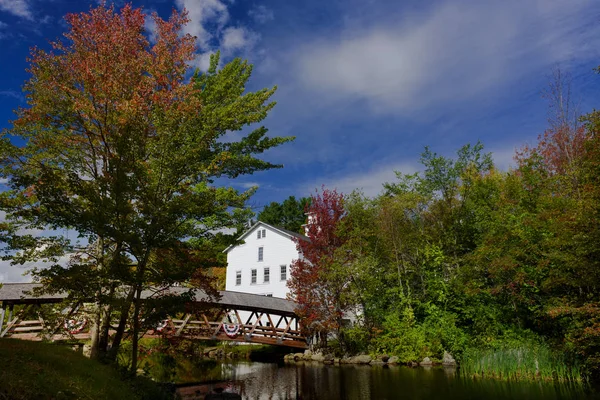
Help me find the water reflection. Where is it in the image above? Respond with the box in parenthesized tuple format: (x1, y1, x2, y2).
(169, 361, 598, 400)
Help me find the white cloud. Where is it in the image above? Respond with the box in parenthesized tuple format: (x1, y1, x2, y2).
(144, 11, 158, 44)
(248, 5, 274, 24)
(0, 0, 32, 20)
(176, 0, 229, 50)
(221, 26, 258, 54)
(295, 0, 600, 115)
(304, 162, 419, 198)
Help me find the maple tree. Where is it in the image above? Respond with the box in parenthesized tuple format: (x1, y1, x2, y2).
(288, 187, 350, 347)
(0, 3, 291, 372)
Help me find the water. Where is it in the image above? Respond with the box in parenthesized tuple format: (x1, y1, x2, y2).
(169, 361, 599, 400)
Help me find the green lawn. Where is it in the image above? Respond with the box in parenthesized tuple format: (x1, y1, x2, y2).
(0, 339, 172, 400)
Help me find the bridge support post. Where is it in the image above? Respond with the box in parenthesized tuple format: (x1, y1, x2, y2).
(7, 304, 13, 326)
(0, 304, 5, 334)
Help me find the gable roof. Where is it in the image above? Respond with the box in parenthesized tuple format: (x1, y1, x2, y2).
(223, 221, 308, 253)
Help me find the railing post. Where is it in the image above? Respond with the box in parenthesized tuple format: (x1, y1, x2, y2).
(0, 303, 5, 334)
(7, 304, 13, 325)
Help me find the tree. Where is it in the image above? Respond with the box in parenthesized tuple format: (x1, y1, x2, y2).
(0, 4, 292, 372)
(288, 188, 348, 347)
(257, 195, 310, 233)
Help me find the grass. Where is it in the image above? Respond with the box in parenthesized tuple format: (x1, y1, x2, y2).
(460, 345, 584, 384)
(0, 339, 173, 400)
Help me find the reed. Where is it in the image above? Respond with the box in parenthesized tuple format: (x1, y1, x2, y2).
(460, 344, 584, 384)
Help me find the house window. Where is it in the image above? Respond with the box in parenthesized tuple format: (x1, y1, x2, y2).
(262, 229, 266, 238)
(235, 271, 241, 286)
(258, 247, 263, 262)
(257, 229, 266, 239)
(257, 230, 261, 239)
(251, 269, 257, 284)
(280, 265, 287, 281)
(264, 267, 270, 283)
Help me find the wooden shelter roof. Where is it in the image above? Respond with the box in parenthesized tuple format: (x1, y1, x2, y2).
(0, 283, 298, 316)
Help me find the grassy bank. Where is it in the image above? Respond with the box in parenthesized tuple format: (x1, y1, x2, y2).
(460, 345, 584, 384)
(0, 339, 172, 400)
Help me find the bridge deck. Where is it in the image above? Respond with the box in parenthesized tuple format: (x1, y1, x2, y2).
(0, 283, 306, 349)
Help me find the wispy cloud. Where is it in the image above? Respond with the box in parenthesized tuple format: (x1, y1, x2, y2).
(0, 90, 24, 102)
(176, 0, 229, 50)
(302, 161, 420, 198)
(248, 5, 274, 24)
(0, 0, 33, 20)
(175, 0, 261, 72)
(293, 0, 600, 116)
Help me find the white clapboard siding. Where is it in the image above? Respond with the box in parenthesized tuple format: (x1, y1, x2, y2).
(225, 222, 304, 300)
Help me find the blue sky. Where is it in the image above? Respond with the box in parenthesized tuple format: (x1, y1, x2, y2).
(0, 0, 599, 281)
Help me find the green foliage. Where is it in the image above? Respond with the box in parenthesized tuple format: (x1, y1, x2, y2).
(371, 308, 428, 363)
(258, 195, 310, 233)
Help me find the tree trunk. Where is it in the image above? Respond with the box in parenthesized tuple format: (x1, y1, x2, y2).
(130, 284, 143, 375)
(89, 300, 102, 359)
(107, 287, 135, 362)
(98, 285, 115, 357)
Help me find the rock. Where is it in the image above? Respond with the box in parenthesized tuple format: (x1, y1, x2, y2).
(208, 350, 217, 358)
(334, 357, 341, 364)
(303, 350, 313, 361)
(294, 353, 304, 361)
(204, 347, 218, 356)
(312, 352, 325, 362)
(376, 354, 390, 363)
(352, 355, 372, 364)
(420, 357, 433, 366)
(442, 351, 456, 366)
(323, 354, 334, 365)
(387, 356, 399, 365)
(82, 344, 92, 358)
(370, 360, 386, 365)
(407, 361, 418, 367)
(227, 352, 234, 359)
(340, 357, 353, 364)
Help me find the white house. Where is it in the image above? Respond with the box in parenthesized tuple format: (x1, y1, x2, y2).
(224, 221, 307, 299)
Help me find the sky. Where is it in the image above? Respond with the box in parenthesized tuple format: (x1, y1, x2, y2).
(0, 0, 600, 281)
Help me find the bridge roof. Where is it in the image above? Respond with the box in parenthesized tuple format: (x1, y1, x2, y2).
(0, 283, 298, 316)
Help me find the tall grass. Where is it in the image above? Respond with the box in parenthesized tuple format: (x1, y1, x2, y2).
(460, 344, 584, 384)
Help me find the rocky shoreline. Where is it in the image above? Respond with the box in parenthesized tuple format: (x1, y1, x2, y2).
(283, 350, 457, 367)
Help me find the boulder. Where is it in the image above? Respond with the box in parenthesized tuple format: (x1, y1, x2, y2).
(442, 351, 456, 366)
(376, 354, 390, 363)
(312, 352, 325, 362)
(303, 350, 313, 361)
(340, 357, 353, 364)
(387, 356, 399, 365)
(352, 355, 372, 364)
(294, 353, 304, 361)
(334, 358, 341, 364)
(420, 357, 433, 366)
(323, 354, 335, 365)
(208, 350, 217, 358)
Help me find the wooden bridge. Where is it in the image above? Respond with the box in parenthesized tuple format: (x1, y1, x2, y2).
(0, 283, 306, 349)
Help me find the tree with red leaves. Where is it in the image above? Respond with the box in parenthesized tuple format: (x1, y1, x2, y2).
(0, 3, 290, 372)
(288, 187, 350, 348)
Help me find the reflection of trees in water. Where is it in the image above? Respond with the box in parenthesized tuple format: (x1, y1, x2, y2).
(169, 360, 588, 400)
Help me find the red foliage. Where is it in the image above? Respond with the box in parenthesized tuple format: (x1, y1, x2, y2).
(288, 187, 346, 339)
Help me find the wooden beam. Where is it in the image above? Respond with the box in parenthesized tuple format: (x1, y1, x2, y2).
(277, 317, 294, 344)
(0, 316, 19, 337)
(175, 314, 191, 336)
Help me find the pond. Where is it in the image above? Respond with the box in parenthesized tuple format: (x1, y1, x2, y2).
(170, 361, 599, 400)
